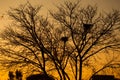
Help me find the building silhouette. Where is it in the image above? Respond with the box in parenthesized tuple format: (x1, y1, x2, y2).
(91, 75, 120, 80)
(26, 74, 55, 80)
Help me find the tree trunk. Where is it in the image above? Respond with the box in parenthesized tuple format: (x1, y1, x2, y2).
(79, 57, 82, 80)
(75, 57, 78, 80)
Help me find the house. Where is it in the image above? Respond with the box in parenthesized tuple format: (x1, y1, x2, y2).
(92, 75, 120, 80)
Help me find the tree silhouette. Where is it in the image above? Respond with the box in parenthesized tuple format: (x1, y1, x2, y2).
(0, 1, 120, 80)
(8, 71, 14, 80)
(15, 70, 22, 80)
(50, 1, 120, 79)
(8, 70, 23, 80)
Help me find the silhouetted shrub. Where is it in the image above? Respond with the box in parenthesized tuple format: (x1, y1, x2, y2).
(15, 70, 22, 80)
(8, 71, 14, 80)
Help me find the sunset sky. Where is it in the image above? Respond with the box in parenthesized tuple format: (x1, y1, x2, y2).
(0, 0, 120, 30)
(0, 0, 120, 80)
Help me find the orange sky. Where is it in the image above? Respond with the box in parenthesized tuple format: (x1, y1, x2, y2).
(0, 0, 120, 30)
(0, 0, 120, 80)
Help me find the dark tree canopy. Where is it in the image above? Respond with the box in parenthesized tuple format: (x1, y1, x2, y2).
(0, 1, 120, 80)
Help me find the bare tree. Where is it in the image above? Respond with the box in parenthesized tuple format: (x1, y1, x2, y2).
(0, 1, 120, 80)
(0, 2, 52, 78)
(50, 1, 120, 80)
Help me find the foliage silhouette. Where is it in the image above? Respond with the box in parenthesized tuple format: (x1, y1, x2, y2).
(8, 70, 23, 80)
(8, 71, 14, 80)
(15, 70, 22, 80)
